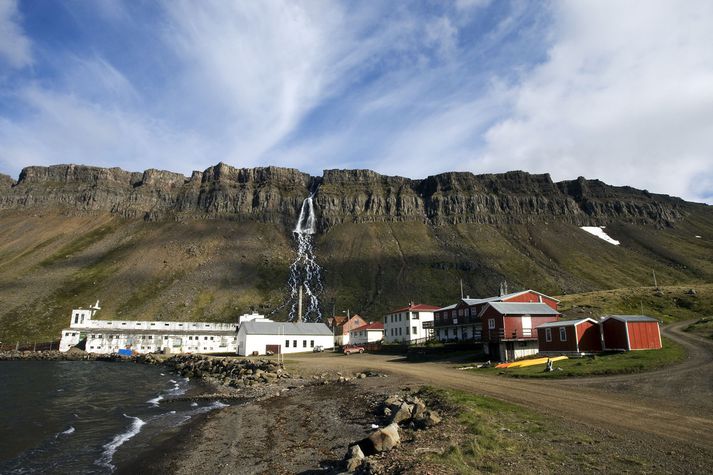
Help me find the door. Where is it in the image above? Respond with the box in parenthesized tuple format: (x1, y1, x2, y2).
(521, 315, 532, 338)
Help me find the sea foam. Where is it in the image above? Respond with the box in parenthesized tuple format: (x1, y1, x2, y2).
(96, 414, 146, 470)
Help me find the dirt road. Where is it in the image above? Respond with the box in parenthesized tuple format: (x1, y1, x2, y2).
(558, 320, 713, 412)
(289, 324, 713, 452)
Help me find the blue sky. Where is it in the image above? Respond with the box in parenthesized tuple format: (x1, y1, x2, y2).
(0, 0, 712, 203)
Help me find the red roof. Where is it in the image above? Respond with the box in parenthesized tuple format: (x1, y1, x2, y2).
(351, 322, 384, 332)
(388, 303, 441, 314)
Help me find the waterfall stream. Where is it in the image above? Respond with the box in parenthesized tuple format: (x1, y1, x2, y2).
(288, 193, 323, 321)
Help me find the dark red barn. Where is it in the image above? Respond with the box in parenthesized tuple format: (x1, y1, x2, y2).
(536, 318, 602, 355)
(601, 315, 662, 351)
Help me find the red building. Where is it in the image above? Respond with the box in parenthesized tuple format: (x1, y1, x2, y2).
(601, 315, 662, 351)
(326, 314, 367, 346)
(537, 318, 602, 355)
(434, 290, 559, 342)
(479, 301, 561, 361)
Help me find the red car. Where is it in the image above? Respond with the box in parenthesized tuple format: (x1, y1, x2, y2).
(343, 344, 365, 355)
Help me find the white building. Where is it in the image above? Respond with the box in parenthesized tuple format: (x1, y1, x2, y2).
(59, 302, 244, 355)
(383, 303, 439, 344)
(349, 322, 384, 345)
(236, 321, 334, 356)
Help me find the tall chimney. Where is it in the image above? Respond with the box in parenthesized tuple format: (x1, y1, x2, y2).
(297, 284, 303, 323)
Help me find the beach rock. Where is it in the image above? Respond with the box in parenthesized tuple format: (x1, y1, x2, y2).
(344, 444, 365, 472)
(391, 403, 414, 425)
(363, 423, 400, 454)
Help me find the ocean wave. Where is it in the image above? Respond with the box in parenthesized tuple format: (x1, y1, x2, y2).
(55, 426, 75, 438)
(147, 394, 163, 406)
(96, 414, 146, 471)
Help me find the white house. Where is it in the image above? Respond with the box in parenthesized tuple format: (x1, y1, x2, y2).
(383, 303, 439, 344)
(59, 301, 242, 355)
(349, 322, 384, 345)
(236, 321, 334, 356)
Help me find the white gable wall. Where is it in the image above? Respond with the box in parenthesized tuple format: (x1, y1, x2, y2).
(237, 330, 334, 356)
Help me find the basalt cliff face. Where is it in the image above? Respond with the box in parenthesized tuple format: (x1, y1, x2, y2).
(0, 163, 695, 227)
(1, 162, 711, 343)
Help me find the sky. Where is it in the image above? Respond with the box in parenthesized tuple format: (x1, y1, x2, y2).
(0, 0, 712, 203)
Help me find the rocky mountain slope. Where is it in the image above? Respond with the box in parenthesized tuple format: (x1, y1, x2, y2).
(0, 163, 711, 342)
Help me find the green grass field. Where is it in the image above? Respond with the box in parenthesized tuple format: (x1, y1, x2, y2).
(472, 337, 685, 378)
(685, 317, 713, 340)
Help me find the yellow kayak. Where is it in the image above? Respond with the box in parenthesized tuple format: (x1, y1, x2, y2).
(507, 356, 568, 368)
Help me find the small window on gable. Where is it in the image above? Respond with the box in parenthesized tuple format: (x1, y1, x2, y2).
(559, 327, 567, 342)
(488, 319, 495, 330)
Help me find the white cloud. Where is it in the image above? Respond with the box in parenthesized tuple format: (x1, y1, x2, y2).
(0, 0, 31, 68)
(477, 0, 713, 202)
(0, 86, 210, 175)
(159, 0, 354, 166)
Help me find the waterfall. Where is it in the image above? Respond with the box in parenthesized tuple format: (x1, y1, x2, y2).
(288, 193, 323, 322)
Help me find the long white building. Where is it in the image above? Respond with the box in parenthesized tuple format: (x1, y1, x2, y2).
(59, 302, 249, 355)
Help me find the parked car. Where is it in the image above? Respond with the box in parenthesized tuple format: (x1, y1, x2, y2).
(343, 344, 365, 355)
(313, 345, 324, 353)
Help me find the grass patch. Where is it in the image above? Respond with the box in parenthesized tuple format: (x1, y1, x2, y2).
(420, 386, 547, 473)
(475, 336, 685, 378)
(685, 317, 713, 340)
(39, 223, 118, 267)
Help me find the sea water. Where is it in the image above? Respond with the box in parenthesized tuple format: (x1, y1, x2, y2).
(0, 360, 224, 473)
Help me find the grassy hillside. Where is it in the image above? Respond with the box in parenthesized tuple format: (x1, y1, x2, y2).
(557, 284, 713, 323)
(0, 204, 712, 342)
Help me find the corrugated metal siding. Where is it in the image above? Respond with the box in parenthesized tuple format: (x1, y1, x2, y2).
(505, 291, 559, 310)
(627, 321, 662, 350)
(603, 319, 629, 350)
(576, 321, 602, 352)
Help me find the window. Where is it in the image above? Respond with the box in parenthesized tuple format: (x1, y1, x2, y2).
(398, 328, 402, 336)
(148, 336, 153, 340)
(150, 323, 156, 326)
(413, 312, 419, 320)
(204, 336, 208, 340)
(545, 328, 552, 342)
(303, 340, 307, 348)
(293, 340, 297, 347)
(285, 340, 290, 348)
(310, 340, 314, 347)
(165, 323, 170, 327)
(451, 328, 457, 337)
(412, 326, 417, 335)
(121, 322, 127, 326)
(559, 327, 567, 342)
(488, 319, 495, 330)
(459, 309, 464, 316)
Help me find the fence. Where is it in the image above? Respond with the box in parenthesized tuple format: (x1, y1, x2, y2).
(0, 340, 61, 352)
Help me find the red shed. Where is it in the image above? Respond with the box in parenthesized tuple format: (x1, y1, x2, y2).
(536, 318, 602, 355)
(601, 315, 662, 351)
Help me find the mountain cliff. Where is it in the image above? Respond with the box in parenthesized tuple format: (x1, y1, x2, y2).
(0, 162, 710, 343)
(0, 164, 695, 228)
